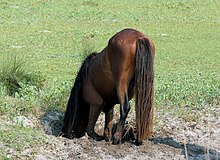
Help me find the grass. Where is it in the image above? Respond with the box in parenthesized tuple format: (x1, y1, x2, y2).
(0, 54, 45, 96)
(0, 124, 47, 159)
(0, 0, 219, 157)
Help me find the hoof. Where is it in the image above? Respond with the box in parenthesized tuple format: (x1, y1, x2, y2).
(134, 140, 142, 146)
(103, 133, 112, 142)
(112, 132, 121, 145)
(94, 135, 104, 141)
(112, 138, 121, 145)
(87, 131, 104, 141)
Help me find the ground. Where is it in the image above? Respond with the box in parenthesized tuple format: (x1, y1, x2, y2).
(34, 105, 220, 160)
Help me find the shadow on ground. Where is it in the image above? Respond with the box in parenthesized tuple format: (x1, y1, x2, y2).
(40, 111, 64, 136)
(152, 137, 220, 160)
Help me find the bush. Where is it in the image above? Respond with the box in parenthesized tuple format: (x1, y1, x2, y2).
(0, 55, 45, 96)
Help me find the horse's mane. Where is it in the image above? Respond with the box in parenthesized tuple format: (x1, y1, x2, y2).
(62, 52, 97, 138)
(74, 52, 97, 87)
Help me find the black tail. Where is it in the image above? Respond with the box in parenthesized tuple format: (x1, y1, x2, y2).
(135, 38, 155, 145)
(62, 53, 97, 138)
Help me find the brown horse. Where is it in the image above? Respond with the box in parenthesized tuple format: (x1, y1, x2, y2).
(62, 28, 155, 145)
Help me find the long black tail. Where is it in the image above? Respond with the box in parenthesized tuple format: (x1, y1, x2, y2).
(135, 38, 155, 145)
(62, 53, 97, 138)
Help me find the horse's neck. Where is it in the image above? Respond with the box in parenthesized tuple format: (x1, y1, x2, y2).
(89, 48, 110, 73)
(100, 49, 112, 75)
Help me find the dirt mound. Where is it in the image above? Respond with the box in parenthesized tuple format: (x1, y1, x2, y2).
(38, 106, 220, 160)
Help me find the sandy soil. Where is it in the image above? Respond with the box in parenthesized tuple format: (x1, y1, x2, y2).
(37, 105, 220, 160)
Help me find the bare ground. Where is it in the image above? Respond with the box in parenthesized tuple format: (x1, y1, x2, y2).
(37, 105, 220, 160)
(1, 105, 219, 159)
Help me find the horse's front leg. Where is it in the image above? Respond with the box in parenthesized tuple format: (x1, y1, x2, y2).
(103, 107, 114, 142)
(113, 93, 130, 144)
(86, 104, 104, 141)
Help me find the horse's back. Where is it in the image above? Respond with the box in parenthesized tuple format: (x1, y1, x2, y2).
(106, 29, 146, 84)
(108, 28, 143, 53)
(107, 28, 155, 55)
(107, 28, 154, 67)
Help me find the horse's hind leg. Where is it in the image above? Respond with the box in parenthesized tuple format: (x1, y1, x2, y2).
(113, 85, 130, 144)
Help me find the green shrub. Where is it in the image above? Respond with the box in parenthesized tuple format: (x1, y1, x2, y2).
(0, 55, 45, 96)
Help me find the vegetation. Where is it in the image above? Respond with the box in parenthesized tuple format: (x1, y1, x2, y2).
(0, 124, 47, 159)
(0, 0, 219, 158)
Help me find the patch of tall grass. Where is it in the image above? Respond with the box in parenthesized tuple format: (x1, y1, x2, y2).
(0, 54, 71, 116)
(0, 55, 45, 96)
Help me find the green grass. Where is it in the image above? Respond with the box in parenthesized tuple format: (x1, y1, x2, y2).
(0, 0, 219, 157)
(1, 0, 219, 105)
(0, 118, 47, 159)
